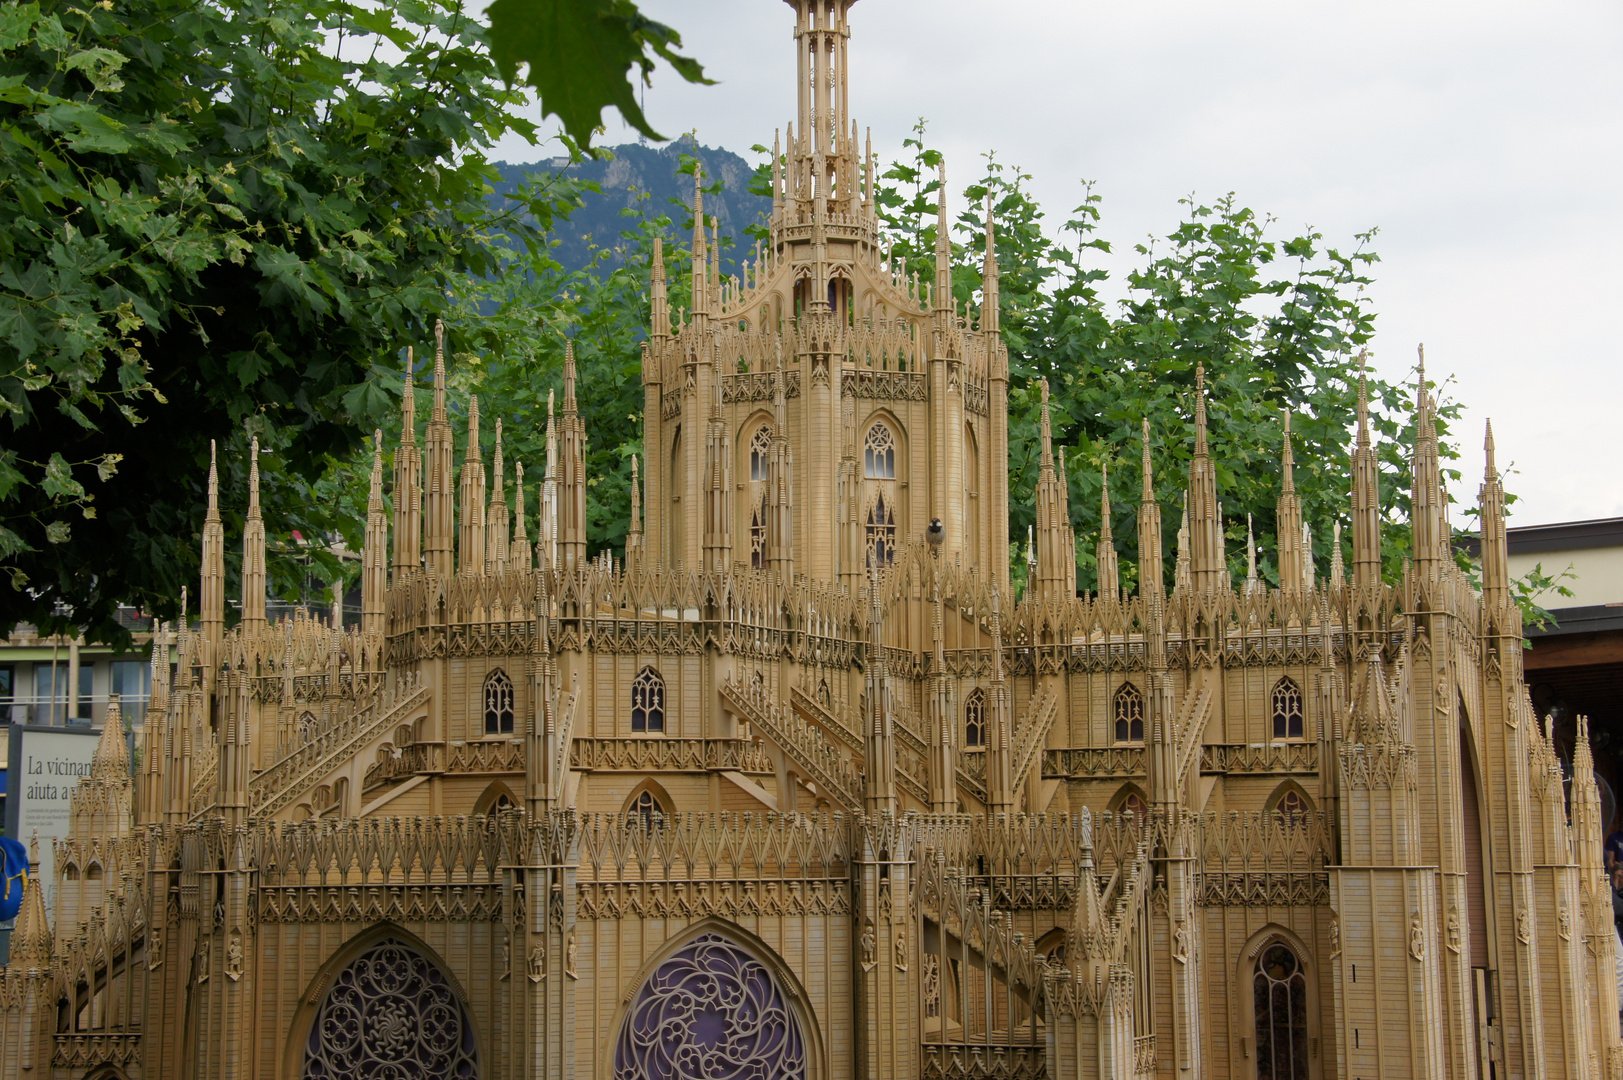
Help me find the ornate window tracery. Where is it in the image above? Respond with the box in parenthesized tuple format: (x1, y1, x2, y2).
(483, 670, 514, 735)
(865, 495, 896, 567)
(864, 422, 895, 479)
(1273, 787, 1310, 823)
(298, 711, 318, 743)
(1113, 683, 1144, 743)
(303, 938, 477, 1080)
(631, 788, 667, 832)
(631, 667, 665, 733)
(749, 425, 772, 482)
(614, 932, 806, 1080)
(1253, 942, 1309, 1080)
(964, 688, 986, 748)
(1272, 677, 1304, 740)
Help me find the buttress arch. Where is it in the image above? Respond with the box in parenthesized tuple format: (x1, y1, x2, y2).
(599, 918, 826, 1080)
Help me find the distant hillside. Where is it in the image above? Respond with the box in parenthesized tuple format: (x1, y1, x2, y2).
(492, 137, 772, 275)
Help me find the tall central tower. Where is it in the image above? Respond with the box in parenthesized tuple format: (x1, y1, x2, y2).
(641, 0, 1010, 584)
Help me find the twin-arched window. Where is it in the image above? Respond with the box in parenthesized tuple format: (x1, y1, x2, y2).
(631, 667, 665, 733)
(864, 422, 895, 479)
(631, 788, 667, 832)
(1272, 677, 1304, 740)
(964, 688, 986, 748)
(483, 670, 515, 735)
(1113, 683, 1144, 743)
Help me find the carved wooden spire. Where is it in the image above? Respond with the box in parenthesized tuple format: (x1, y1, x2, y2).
(241, 434, 266, 629)
(424, 321, 455, 576)
(458, 394, 486, 575)
(1409, 345, 1446, 572)
(362, 430, 387, 636)
(1031, 378, 1075, 601)
(1097, 463, 1118, 598)
(625, 454, 643, 577)
(1350, 351, 1382, 587)
(1137, 418, 1164, 599)
(1276, 408, 1304, 591)
(1187, 364, 1225, 591)
(200, 439, 224, 691)
(1480, 419, 1508, 605)
(981, 190, 999, 335)
(487, 418, 509, 575)
(558, 342, 589, 572)
(510, 461, 532, 571)
(393, 351, 422, 577)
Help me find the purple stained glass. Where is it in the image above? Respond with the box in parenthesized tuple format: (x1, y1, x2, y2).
(304, 938, 477, 1080)
(615, 932, 806, 1080)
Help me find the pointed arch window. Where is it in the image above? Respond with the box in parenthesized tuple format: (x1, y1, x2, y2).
(866, 495, 896, 567)
(1272, 677, 1304, 740)
(631, 667, 665, 733)
(1113, 683, 1144, 743)
(483, 669, 515, 735)
(749, 425, 773, 482)
(298, 711, 318, 743)
(631, 788, 667, 832)
(1275, 788, 1310, 823)
(964, 688, 986, 748)
(864, 422, 896, 479)
(1253, 942, 1309, 1080)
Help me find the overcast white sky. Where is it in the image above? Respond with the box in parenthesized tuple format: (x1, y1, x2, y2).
(493, 0, 1623, 528)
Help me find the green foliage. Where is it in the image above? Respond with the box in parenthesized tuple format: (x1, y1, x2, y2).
(0, 0, 571, 643)
(486, 0, 711, 149)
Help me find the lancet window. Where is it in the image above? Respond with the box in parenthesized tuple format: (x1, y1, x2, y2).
(866, 495, 897, 567)
(1272, 677, 1304, 739)
(483, 670, 514, 735)
(964, 689, 986, 748)
(1113, 683, 1144, 743)
(631, 667, 665, 733)
(1273, 787, 1310, 823)
(864, 422, 896, 479)
(749, 424, 772, 482)
(1253, 942, 1309, 1080)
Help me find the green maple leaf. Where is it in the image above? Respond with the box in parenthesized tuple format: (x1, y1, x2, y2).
(486, 0, 711, 147)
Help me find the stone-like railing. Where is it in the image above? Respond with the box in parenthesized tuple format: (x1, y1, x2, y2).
(720, 676, 863, 810)
(1041, 747, 1146, 780)
(789, 685, 863, 752)
(571, 737, 771, 774)
(920, 1042, 1045, 1080)
(53, 1032, 141, 1069)
(1199, 741, 1318, 775)
(1133, 1034, 1157, 1077)
(254, 675, 428, 816)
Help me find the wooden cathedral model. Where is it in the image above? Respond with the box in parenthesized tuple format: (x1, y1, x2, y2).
(3, 2, 1616, 1078)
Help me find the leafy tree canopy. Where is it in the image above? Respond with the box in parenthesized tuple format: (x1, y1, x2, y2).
(0, 0, 593, 644)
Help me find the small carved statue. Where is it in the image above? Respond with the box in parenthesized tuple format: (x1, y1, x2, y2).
(565, 930, 579, 980)
(148, 926, 163, 970)
(197, 937, 211, 983)
(860, 922, 877, 972)
(1173, 921, 1189, 964)
(1328, 916, 1341, 960)
(893, 927, 908, 972)
(226, 929, 244, 982)
(528, 941, 546, 983)
(500, 937, 511, 981)
(1408, 913, 1426, 962)
(1517, 907, 1532, 945)
(1558, 906, 1572, 942)
(1446, 909, 1462, 955)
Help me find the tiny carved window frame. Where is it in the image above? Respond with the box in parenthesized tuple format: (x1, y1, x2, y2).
(1113, 682, 1144, 743)
(631, 667, 666, 734)
(963, 688, 986, 749)
(483, 669, 515, 736)
(863, 421, 896, 480)
(1272, 677, 1305, 741)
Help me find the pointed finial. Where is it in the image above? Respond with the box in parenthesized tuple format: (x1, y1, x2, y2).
(466, 394, 480, 461)
(1281, 408, 1295, 494)
(1331, 520, 1345, 586)
(494, 417, 504, 475)
(513, 462, 528, 535)
(402, 347, 417, 439)
(207, 439, 219, 517)
(247, 435, 261, 518)
(1356, 349, 1371, 446)
(1141, 418, 1154, 500)
(433, 320, 448, 418)
(1038, 378, 1054, 468)
(1193, 363, 1209, 456)
(1246, 513, 1257, 585)
(1099, 463, 1113, 538)
(563, 340, 578, 415)
(1484, 419, 1497, 478)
